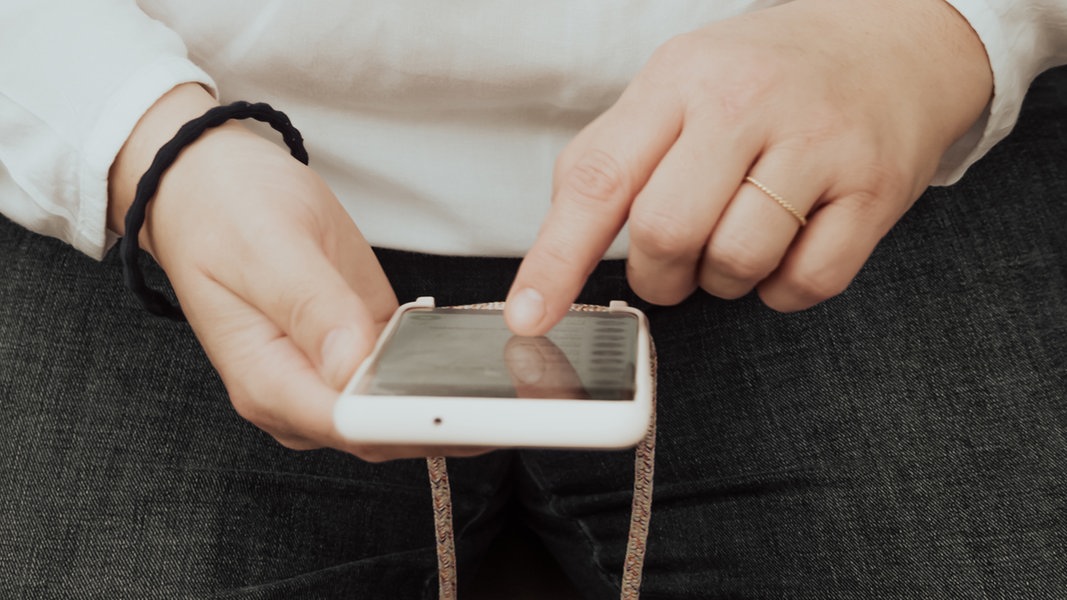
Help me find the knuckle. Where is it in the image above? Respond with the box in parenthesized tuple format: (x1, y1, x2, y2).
(709, 75, 772, 119)
(704, 235, 776, 282)
(757, 285, 805, 313)
(631, 280, 694, 307)
(629, 209, 702, 260)
(559, 149, 630, 206)
(649, 33, 702, 72)
(552, 144, 582, 185)
(841, 190, 884, 225)
(839, 161, 913, 228)
(626, 262, 694, 306)
(686, 54, 779, 121)
(779, 112, 848, 152)
(700, 277, 753, 301)
(865, 162, 911, 205)
(227, 389, 262, 425)
(284, 289, 320, 340)
(353, 447, 390, 463)
(274, 436, 318, 451)
(529, 236, 583, 277)
(224, 371, 286, 440)
(782, 266, 850, 306)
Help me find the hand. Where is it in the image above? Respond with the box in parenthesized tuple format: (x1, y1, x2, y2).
(505, 0, 992, 335)
(109, 85, 481, 461)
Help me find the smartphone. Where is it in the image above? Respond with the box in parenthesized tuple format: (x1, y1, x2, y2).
(334, 297, 653, 449)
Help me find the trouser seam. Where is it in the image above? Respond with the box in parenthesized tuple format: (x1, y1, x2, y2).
(516, 452, 621, 598)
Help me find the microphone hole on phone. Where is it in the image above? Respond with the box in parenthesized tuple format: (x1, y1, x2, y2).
(433, 417, 443, 426)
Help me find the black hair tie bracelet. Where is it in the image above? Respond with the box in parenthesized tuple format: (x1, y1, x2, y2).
(120, 101, 309, 321)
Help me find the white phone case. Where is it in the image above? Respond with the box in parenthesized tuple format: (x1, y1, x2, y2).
(333, 297, 654, 449)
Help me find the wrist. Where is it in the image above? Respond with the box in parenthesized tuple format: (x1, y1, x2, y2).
(108, 84, 300, 260)
(138, 123, 317, 275)
(899, 0, 993, 141)
(808, 0, 991, 139)
(108, 83, 235, 258)
(113, 95, 322, 322)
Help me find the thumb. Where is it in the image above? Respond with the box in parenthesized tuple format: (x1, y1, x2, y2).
(318, 325, 370, 390)
(228, 236, 384, 390)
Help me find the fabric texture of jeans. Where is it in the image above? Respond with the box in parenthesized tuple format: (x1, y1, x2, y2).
(1, 67, 1065, 599)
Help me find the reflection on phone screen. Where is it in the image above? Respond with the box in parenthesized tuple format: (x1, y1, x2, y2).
(360, 309, 637, 400)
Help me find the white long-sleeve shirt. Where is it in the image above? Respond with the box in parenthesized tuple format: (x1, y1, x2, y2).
(2, 0, 1066, 260)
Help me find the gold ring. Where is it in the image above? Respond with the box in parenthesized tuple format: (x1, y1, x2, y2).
(744, 176, 807, 226)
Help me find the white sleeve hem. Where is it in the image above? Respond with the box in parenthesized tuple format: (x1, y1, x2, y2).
(73, 58, 217, 260)
(934, 0, 1050, 185)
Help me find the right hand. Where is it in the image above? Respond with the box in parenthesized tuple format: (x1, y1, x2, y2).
(503, 0, 992, 336)
(109, 84, 484, 461)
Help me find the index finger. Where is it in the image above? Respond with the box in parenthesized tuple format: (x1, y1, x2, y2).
(505, 84, 682, 335)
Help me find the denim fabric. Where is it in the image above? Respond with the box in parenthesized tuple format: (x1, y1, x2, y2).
(1, 67, 1065, 599)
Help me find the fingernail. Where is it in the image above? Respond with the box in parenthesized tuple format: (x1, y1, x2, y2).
(321, 327, 356, 387)
(508, 288, 545, 333)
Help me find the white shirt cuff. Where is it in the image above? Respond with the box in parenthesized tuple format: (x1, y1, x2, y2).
(935, 0, 1066, 185)
(78, 61, 217, 259)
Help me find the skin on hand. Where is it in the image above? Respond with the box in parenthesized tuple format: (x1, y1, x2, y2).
(108, 84, 486, 461)
(505, 0, 993, 335)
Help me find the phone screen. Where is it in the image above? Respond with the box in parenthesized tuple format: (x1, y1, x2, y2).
(357, 308, 638, 400)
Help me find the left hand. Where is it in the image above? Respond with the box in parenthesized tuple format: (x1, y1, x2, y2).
(505, 0, 992, 335)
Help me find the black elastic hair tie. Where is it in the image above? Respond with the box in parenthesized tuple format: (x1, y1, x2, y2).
(120, 101, 309, 321)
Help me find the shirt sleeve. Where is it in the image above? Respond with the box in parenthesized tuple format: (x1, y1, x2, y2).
(0, 0, 216, 260)
(936, 0, 1067, 185)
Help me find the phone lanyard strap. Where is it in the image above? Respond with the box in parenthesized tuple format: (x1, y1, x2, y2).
(425, 303, 658, 600)
(623, 342, 657, 600)
(427, 457, 459, 598)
